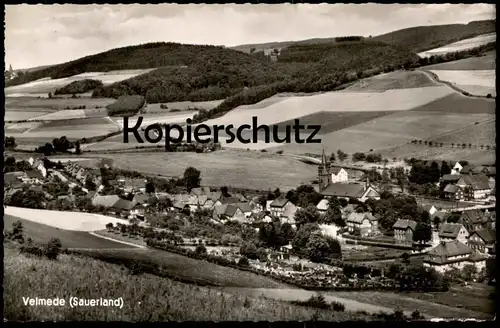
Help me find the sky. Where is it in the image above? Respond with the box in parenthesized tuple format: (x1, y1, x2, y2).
(5, 3, 496, 69)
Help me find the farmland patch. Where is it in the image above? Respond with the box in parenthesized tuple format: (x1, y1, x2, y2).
(343, 70, 440, 92)
(205, 86, 454, 128)
(5, 110, 51, 121)
(83, 150, 318, 191)
(423, 52, 496, 71)
(5, 96, 116, 110)
(428, 120, 496, 146)
(146, 100, 224, 112)
(409, 93, 495, 114)
(418, 33, 496, 58)
(4, 206, 130, 232)
(428, 69, 495, 97)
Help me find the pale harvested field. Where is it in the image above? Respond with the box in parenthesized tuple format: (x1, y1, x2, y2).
(4, 206, 130, 232)
(29, 108, 108, 121)
(11, 117, 120, 143)
(343, 70, 440, 92)
(4, 69, 154, 95)
(273, 111, 494, 154)
(4, 110, 51, 121)
(424, 52, 495, 71)
(418, 33, 496, 58)
(429, 69, 495, 97)
(146, 100, 223, 112)
(377, 143, 496, 165)
(204, 86, 454, 128)
(428, 120, 496, 146)
(84, 149, 318, 190)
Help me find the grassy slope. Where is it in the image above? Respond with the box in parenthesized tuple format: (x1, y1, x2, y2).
(371, 20, 496, 53)
(423, 51, 495, 70)
(428, 120, 495, 146)
(3, 247, 376, 321)
(3, 215, 131, 249)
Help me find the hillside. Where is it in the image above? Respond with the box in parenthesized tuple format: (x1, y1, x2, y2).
(371, 20, 495, 53)
(231, 19, 495, 54)
(6, 42, 283, 89)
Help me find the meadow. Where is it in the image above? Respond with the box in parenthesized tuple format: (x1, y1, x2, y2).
(5, 110, 52, 121)
(4, 247, 378, 321)
(342, 70, 440, 92)
(145, 100, 224, 112)
(428, 69, 495, 97)
(27, 108, 108, 121)
(83, 149, 318, 191)
(4, 69, 154, 96)
(275, 111, 495, 155)
(423, 51, 496, 71)
(204, 86, 454, 128)
(417, 33, 496, 58)
(3, 215, 131, 249)
(428, 119, 495, 146)
(4, 206, 130, 232)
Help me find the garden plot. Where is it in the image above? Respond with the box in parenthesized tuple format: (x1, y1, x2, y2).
(204, 86, 454, 128)
(429, 69, 496, 97)
(4, 206, 130, 232)
(418, 33, 496, 58)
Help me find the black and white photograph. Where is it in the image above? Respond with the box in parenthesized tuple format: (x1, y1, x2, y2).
(3, 3, 496, 322)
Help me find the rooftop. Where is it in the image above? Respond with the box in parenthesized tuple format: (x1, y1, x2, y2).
(393, 219, 417, 231)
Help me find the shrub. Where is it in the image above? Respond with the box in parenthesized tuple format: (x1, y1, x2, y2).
(46, 238, 62, 260)
(331, 301, 345, 312)
(238, 257, 249, 266)
(106, 95, 146, 117)
(195, 244, 207, 255)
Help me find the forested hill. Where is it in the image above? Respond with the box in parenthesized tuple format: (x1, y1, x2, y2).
(5, 42, 284, 88)
(92, 40, 418, 103)
(371, 19, 496, 53)
(231, 19, 495, 54)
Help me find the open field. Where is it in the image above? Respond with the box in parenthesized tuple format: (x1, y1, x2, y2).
(333, 286, 494, 320)
(424, 51, 496, 71)
(418, 33, 496, 58)
(83, 149, 318, 190)
(4, 248, 378, 321)
(428, 69, 495, 97)
(5, 110, 52, 121)
(377, 143, 496, 165)
(274, 111, 494, 155)
(204, 86, 454, 128)
(112, 111, 197, 128)
(5, 122, 43, 134)
(9, 117, 120, 144)
(4, 206, 130, 232)
(343, 70, 440, 92)
(145, 100, 224, 112)
(4, 69, 154, 96)
(409, 93, 495, 114)
(5, 96, 116, 110)
(3, 215, 131, 249)
(428, 120, 495, 146)
(273, 110, 397, 134)
(27, 108, 109, 121)
(73, 247, 289, 289)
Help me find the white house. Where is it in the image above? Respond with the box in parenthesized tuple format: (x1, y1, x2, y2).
(330, 167, 348, 183)
(316, 199, 329, 214)
(451, 162, 463, 175)
(269, 199, 297, 219)
(456, 174, 492, 200)
(423, 205, 438, 216)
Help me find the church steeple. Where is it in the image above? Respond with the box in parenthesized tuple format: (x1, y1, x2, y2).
(318, 148, 330, 192)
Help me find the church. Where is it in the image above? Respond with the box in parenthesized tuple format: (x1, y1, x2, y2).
(318, 150, 380, 202)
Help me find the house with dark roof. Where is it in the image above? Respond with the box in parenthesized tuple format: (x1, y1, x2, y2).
(346, 212, 379, 237)
(459, 209, 489, 232)
(423, 240, 487, 273)
(468, 229, 496, 254)
(92, 195, 134, 217)
(438, 223, 469, 245)
(393, 219, 417, 245)
(213, 204, 246, 223)
(320, 181, 380, 202)
(441, 174, 461, 184)
(460, 165, 477, 175)
(24, 170, 44, 184)
(456, 173, 492, 200)
(269, 199, 298, 221)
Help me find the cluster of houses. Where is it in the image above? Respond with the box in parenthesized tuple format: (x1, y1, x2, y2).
(442, 162, 495, 201)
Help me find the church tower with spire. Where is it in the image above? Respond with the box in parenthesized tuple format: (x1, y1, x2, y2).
(318, 149, 330, 192)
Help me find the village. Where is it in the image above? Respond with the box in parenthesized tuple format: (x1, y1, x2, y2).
(3, 150, 496, 290)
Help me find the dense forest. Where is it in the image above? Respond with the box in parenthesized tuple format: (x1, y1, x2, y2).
(54, 79, 103, 95)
